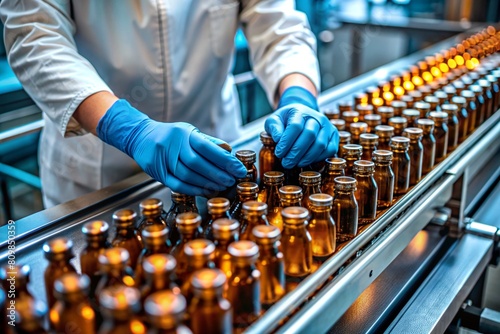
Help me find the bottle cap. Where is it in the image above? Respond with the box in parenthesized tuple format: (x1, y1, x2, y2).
(451, 96, 466, 106)
(308, 193, 333, 207)
(342, 111, 360, 122)
(43, 238, 74, 262)
(416, 118, 435, 133)
(403, 127, 424, 140)
(372, 150, 393, 162)
(441, 104, 458, 116)
(145, 290, 186, 330)
(470, 85, 483, 95)
(359, 133, 379, 146)
(140, 198, 163, 215)
(112, 209, 137, 228)
(353, 160, 375, 174)
(350, 122, 368, 135)
(389, 136, 410, 149)
(423, 95, 439, 105)
(191, 268, 226, 290)
(228, 240, 259, 261)
(325, 157, 346, 171)
(82, 220, 109, 237)
(330, 119, 346, 130)
(143, 254, 177, 275)
(236, 182, 259, 196)
(252, 225, 281, 244)
(453, 81, 465, 90)
(279, 185, 303, 201)
(54, 273, 90, 297)
(391, 100, 407, 109)
(341, 144, 362, 157)
(263, 171, 285, 185)
(236, 150, 257, 163)
(333, 176, 357, 191)
(98, 247, 130, 270)
(299, 171, 322, 185)
(364, 114, 382, 123)
(355, 104, 373, 117)
(184, 239, 215, 261)
(260, 131, 275, 145)
(242, 201, 268, 216)
(377, 106, 395, 117)
(388, 116, 408, 128)
(212, 219, 240, 240)
(478, 79, 491, 88)
(281, 206, 309, 223)
(176, 212, 202, 234)
(429, 111, 448, 122)
(338, 100, 353, 111)
(375, 125, 395, 138)
(434, 90, 448, 104)
(408, 90, 422, 99)
(402, 109, 421, 119)
(142, 225, 169, 245)
(100, 286, 141, 316)
(338, 131, 352, 142)
(207, 197, 230, 214)
(171, 192, 195, 203)
(460, 90, 475, 100)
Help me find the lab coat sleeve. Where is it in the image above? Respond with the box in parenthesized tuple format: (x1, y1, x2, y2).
(240, 0, 320, 105)
(0, 0, 112, 137)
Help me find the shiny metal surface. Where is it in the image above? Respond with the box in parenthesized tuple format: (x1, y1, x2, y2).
(386, 233, 494, 333)
(0, 119, 43, 144)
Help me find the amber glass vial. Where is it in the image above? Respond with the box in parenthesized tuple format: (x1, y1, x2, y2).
(372, 150, 394, 209)
(339, 100, 353, 112)
(43, 238, 77, 308)
(364, 114, 382, 133)
(307, 194, 336, 258)
(423, 96, 439, 112)
(338, 131, 352, 158)
(49, 274, 95, 334)
(229, 181, 259, 222)
(434, 90, 448, 107)
(259, 131, 282, 184)
(428, 111, 449, 163)
(349, 122, 368, 144)
(80, 220, 110, 284)
(359, 133, 379, 162)
(391, 100, 407, 116)
(227, 241, 261, 329)
(279, 185, 303, 208)
(212, 218, 240, 280)
(461, 90, 477, 133)
(416, 118, 436, 174)
(322, 158, 346, 197)
(1, 264, 35, 323)
(402, 109, 420, 127)
(389, 136, 411, 195)
(112, 209, 142, 269)
(403, 128, 424, 185)
(478, 79, 494, 119)
(136, 225, 171, 286)
(353, 161, 378, 225)
(165, 192, 198, 246)
(236, 150, 258, 183)
(252, 225, 285, 307)
(332, 177, 358, 242)
(204, 197, 231, 240)
(187, 269, 232, 334)
(137, 198, 168, 243)
(342, 111, 360, 129)
(441, 104, 459, 152)
(96, 248, 135, 301)
(140, 254, 179, 303)
(259, 171, 285, 230)
(388, 117, 408, 136)
(240, 201, 269, 240)
(450, 96, 469, 142)
(11, 297, 47, 333)
(341, 144, 362, 177)
(377, 106, 394, 124)
(145, 291, 191, 334)
(375, 125, 395, 151)
(281, 207, 313, 277)
(99, 286, 145, 334)
(355, 104, 374, 121)
(180, 239, 216, 300)
(470, 85, 486, 127)
(330, 119, 346, 131)
(299, 171, 322, 208)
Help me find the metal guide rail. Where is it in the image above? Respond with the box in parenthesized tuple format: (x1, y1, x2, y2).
(1, 30, 499, 333)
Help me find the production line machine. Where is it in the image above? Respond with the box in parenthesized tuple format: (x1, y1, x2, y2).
(2, 28, 500, 333)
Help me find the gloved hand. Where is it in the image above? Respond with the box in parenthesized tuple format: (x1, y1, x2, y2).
(265, 86, 339, 169)
(97, 99, 247, 196)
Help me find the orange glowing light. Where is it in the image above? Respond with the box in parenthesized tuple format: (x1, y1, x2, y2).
(394, 86, 405, 96)
(383, 91, 394, 102)
(403, 81, 415, 91)
(412, 76, 424, 86)
(430, 67, 441, 78)
(463, 52, 471, 61)
(455, 55, 464, 66)
(422, 71, 433, 82)
(81, 306, 95, 320)
(471, 58, 479, 66)
(383, 83, 391, 92)
(447, 59, 457, 69)
(465, 60, 474, 70)
(372, 97, 384, 107)
(439, 63, 449, 73)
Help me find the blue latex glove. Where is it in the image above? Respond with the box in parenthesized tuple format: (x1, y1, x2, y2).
(97, 100, 247, 196)
(265, 86, 339, 169)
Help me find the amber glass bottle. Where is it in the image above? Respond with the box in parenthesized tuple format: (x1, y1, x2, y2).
(364, 114, 382, 133)
(180, 239, 216, 301)
(212, 218, 240, 280)
(372, 150, 394, 208)
(252, 225, 285, 308)
(330, 119, 346, 131)
(402, 109, 420, 127)
(187, 269, 232, 334)
(355, 104, 374, 121)
(96, 248, 136, 301)
(450, 96, 469, 142)
(388, 117, 408, 136)
(353, 161, 378, 225)
(298, 171, 322, 208)
(99, 286, 145, 334)
(49, 273, 95, 334)
(377, 106, 394, 125)
(461, 90, 477, 133)
(307, 194, 336, 258)
(416, 118, 436, 174)
(349, 122, 368, 144)
(414, 101, 431, 118)
(236, 150, 258, 183)
(140, 254, 179, 304)
(391, 100, 407, 116)
(428, 111, 449, 163)
(259, 131, 281, 185)
(281, 207, 313, 278)
(136, 225, 171, 286)
(403, 128, 424, 186)
(240, 201, 269, 240)
(229, 182, 259, 222)
(13, 298, 48, 334)
(145, 290, 192, 334)
(321, 158, 346, 197)
(339, 100, 353, 112)
(279, 185, 303, 209)
(434, 90, 448, 107)
(341, 144, 362, 177)
(136, 198, 167, 243)
(332, 177, 358, 242)
(359, 133, 379, 162)
(112, 209, 143, 269)
(43, 238, 77, 308)
(389, 136, 411, 195)
(204, 198, 231, 240)
(338, 131, 352, 158)
(375, 125, 395, 151)
(170, 212, 203, 282)
(259, 171, 285, 230)
(479, 79, 494, 119)
(227, 241, 261, 329)
(342, 111, 360, 129)
(470, 85, 486, 127)
(1, 264, 35, 322)
(441, 104, 459, 152)
(165, 192, 198, 246)
(80, 220, 110, 287)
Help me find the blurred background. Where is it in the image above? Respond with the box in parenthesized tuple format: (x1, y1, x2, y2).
(1, 0, 499, 223)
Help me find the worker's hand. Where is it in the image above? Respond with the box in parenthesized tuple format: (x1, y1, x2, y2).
(97, 100, 247, 196)
(265, 86, 339, 169)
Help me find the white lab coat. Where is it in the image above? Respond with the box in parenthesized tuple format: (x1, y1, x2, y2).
(0, 0, 320, 207)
